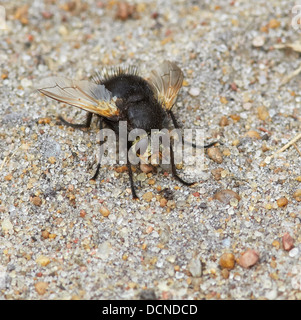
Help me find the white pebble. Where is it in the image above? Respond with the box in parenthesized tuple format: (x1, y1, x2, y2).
(1, 219, 13, 232)
(289, 247, 299, 258)
(189, 87, 200, 97)
(252, 36, 265, 47)
(21, 78, 32, 88)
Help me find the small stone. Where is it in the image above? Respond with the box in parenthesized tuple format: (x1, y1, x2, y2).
(116, 2, 137, 20)
(207, 147, 223, 164)
(48, 156, 56, 164)
(80, 209, 87, 218)
(289, 247, 299, 258)
(148, 179, 156, 185)
(142, 191, 153, 202)
(100, 206, 110, 217)
(32, 196, 42, 207)
(219, 116, 229, 127)
(243, 102, 252, 110)
(213, 189, 241, 204)
(21, 78, 32, 88)
(221, 268, 230, 279)
(257, 106, 269, 121)
(211, 168, 223, 180)
(219, 253, 235, 270)
(114, 165, 128, 173)
(160, 198, 167, 207)
(96, 241, 112, 260)
(1, 219, 13, 232)
(245, 130, 261, 139)
(187, 256, 202, 277)
(237, 249, 259, 268)
(230, 114, 240, 122)
(4, 174, 13, 181)
(140, 164, 153, 173)
(252, 35, 265, 47)
(265, 289, 278, 300)
(41, 230, 50, 239)
(38, 117, 51, 125)
(230, 82, 238, 91)
(272, 240, 280, 249)
(220, 96, 228, 104)
(35, 282, 48, 295)
(293, 189, 301, 202)
(277, 197, 288, 208)
(189, 87, 200, 97)
(268, 19, 280, 29)
(36, 255, 51, 267)
(282, 232, 294, 251)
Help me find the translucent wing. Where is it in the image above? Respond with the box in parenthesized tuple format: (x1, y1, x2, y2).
(149, 60, 184, 111)
(37, 77, 120, 118)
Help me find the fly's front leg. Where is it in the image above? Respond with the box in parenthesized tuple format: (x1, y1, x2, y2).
(90, 118, 104, 181)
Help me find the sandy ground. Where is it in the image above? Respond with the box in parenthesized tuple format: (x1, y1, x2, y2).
(0, 0, 301, 300)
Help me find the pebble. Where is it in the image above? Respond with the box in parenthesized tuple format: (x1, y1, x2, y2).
(211, 168, 223, 180)
(207, 147, 223, 164)
(96, 241, 112, 260)
(213, 189, 241, 204)
(289, 247, 299, 258)
(282, 233, 294, 251)
(159, 198, 167, 207)
(140, 164, 153, 173)
(115, 1, 137, 21)
(219, 253, 235, 270)
(293, 189, 301, 202)
(187, 256, 202, 277)
(41, 230, 50, 239)
(21, 78, 32, 88)
(142, 191, 153, 202)
(100, 206, 110, 217)
(1, 219, 13, 232)
(219, 116, 229, 127)
(221, 268, 230, 279)
(237, 249, 259, 268)
(32, 196, 42, 207)
(252, 35, 265, 47)
(35, 282, 48, 295)
(277, 197, 288, 208)
(257, 106, 269, 121)
(189, 87, 200, 97)
(265, 288, 278, 300)
(36, 255, 51, 267)
(245, 130, 261, 139)
(268, 19, 280, 29)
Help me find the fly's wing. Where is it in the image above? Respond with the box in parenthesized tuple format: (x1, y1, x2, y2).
(149, 60, 184, 111)
(37, 77, 119, 118)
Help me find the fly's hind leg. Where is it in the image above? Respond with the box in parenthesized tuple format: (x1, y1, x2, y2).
(59, 112, 93, 129)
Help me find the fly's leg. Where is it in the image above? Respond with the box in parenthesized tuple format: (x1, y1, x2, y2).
(59, 112, 93, 129)
(169, 142, 195, 186)
(90, 118, 104, 181)
(168, 110, 219, 148)
(127, 162, 138, 200)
